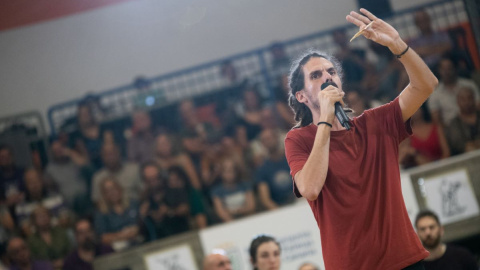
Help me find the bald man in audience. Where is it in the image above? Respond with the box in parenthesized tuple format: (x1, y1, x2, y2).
(203, 251, 232, 270)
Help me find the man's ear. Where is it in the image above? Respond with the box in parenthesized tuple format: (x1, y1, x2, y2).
(295, 90, 307, 104)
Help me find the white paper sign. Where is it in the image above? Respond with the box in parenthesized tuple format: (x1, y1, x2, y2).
(422, 169, 479, 225)
(400, 172, 420, 224)
(199, 201, 324, 270)
(144, 244, 198, 270)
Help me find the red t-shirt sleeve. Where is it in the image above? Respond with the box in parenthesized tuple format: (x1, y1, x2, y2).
(362, 97, 412, 143)
(284, 129, 309, 197)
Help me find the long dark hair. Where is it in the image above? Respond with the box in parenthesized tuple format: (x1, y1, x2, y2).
(249, 235, 281, 270)
(288, 50, 343, 128)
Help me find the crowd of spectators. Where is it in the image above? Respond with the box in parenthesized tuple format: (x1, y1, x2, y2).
(0, 8, 479, 270)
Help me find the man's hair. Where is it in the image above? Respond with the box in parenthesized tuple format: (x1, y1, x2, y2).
(415, 209, 441, 228)
(288, 50, 343, 128)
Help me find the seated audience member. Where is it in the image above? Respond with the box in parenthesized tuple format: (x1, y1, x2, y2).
(273, 74, 296, 129)
(63, 218, 113, 270)
(234, 89, 265, 141)
(15, 169, 69, 235)
(94, 177, 140, 251)
(211, 158, 255, 222)
(46, 140, 92, 214)
(249, 107, 287, 167)
(70, 102, 114, 170)
(7, 237, 53, 270)
(202, 250, 232, 270)
(127, 110, 156, 164)
(446, 86, 480, 155)
(249, 235, 281, 270)
(428, 56, 480, 126)
(163, 166, 207, 235)
(255, 129, 295, 210)
(140, 164, 206, 239)
(26, 207, 71, 269)
(0, 145, 25, 209)
(408, 9, 453, 69)
(154, 133, 201, 189)
(399, 104, 449, 168)
(298, 262, 319, 270)
(91, 143, 141, 203)
(415, 210, 478, 270)
(345, 91, 368, 117)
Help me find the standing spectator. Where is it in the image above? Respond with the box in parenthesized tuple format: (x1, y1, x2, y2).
(415, 210, 478, 270)
(91, 144, 142, 203)
(446, 86, 480, 155)
(46, 140, 92, 214)
(234, 89, 265, 141)
(15, 169, 69, 235)
(273, 74, 296, 129)
(26, 207, 71, 269)
(428, 56, 480, 126)
(269, 42, 290, 77)
(0, 145, 25, 209)
(399, 104, 450, 168)
(211, 158, 255, 222)
(154, 133, 201, 190)
(63, 219, 113, 270)
(256, 128, 295, 210)
(94, 177, 140, 251)
(408, 9, 453, 68)
(70, 103, 114, 170)
(126, 111, 156, 164)
(7, 237, 53, 270)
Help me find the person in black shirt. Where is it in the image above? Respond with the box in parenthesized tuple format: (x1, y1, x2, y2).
(415, 210, 478, 270)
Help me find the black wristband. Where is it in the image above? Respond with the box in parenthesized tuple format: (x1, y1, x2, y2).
(395, 45, 409, 58)
(317, 121, 332, 128)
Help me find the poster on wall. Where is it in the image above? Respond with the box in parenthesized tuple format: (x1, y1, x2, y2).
(400, 172, 420, 224)
(199, 201, 324, 270)
(144, 244, 198, 270)
(422, 169, 479, 225)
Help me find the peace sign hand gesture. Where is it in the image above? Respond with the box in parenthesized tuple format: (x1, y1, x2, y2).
(346, 8, 406, 55)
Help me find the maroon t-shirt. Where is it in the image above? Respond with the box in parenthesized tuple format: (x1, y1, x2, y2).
(285, 98, 428, 270)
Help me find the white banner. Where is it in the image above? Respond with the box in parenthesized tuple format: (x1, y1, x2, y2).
(199, 201, 324, 270)
(422, 168, 480, 225)
(144, 244, 197, 270)
(400, 172, 420, 225)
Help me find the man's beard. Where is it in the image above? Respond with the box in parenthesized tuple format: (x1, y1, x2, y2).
(305, 91, 320, 111)
(421, 233, 441, 249)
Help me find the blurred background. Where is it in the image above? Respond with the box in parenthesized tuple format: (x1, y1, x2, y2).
(0, 0, 479, 269)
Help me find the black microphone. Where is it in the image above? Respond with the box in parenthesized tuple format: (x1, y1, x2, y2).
(320, 82, 350, 130)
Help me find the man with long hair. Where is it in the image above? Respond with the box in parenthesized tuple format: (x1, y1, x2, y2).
(284, 8, 438, 270)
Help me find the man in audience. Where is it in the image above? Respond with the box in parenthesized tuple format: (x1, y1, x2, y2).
(408, 9, 453, 68)
(298, 262, 319, 270)
(445, 86, 480, 155)
(46, 139, 92, 214)
(255, 128, 295, 210)
(415, 210, 478, 270)
(428, 56, 480, 126)
(91, 143, 142, 203)
(127, 110, 156, 164)
(63, 219, 113, 270)
(0, 145, 25, 209)
(26, 206, 71, 269)
(202, 250, 232, 270)
(7, 237, 53, 270)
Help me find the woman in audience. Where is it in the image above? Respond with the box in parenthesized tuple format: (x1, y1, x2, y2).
(234, 88, 265, 141)
(211, 158, 255, 222)
(94, 177, 140, 251)
(26, 206, 71, 269)
(154, 133, 201, 189)
(249, 235, 281, 270)
(399, 103, 450, 168)
(15, 169, 70, 236)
